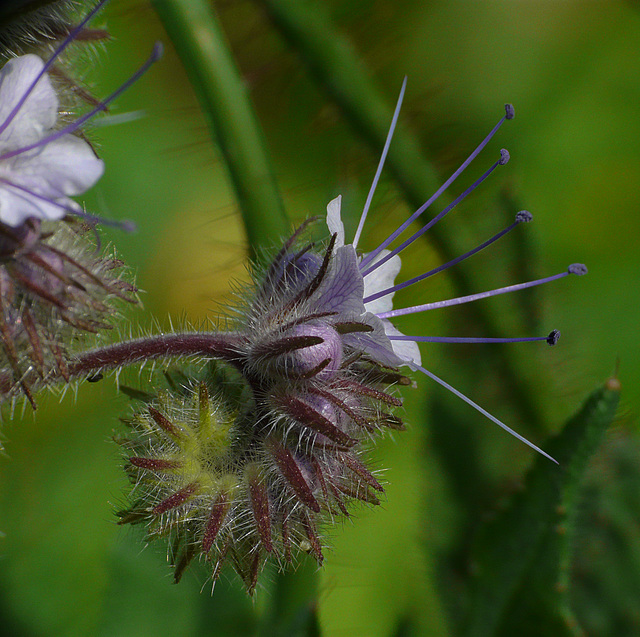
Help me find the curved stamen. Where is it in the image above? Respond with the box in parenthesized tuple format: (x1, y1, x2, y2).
(359, 104, 514, 270)
(411, 362, 557, 463)
(377, 265, 587, 320)
(352, 77, 407, 249)
(0, 177, 136, 231)
(0, 0, 109, 137)
(390, 329, 560, 345)
(364, 209, 530, 304)
(361, 149, 510, 277)
(0, 42, 164, 162)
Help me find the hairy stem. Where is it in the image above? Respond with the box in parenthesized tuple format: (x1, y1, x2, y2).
(69, 332, 246, 378)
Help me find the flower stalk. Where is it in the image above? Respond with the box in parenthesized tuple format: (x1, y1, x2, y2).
(151, 0, 289, 257)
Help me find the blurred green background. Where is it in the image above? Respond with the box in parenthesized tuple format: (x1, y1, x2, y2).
(0, 1, 638, 635)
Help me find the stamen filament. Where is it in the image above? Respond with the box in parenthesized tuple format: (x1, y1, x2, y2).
(0, 0, 109, 136)
(363, 210, 530, 303)
(411, 363, 557, 463)
(390, 330, 559, 345)
(377, 265, 587, 319)
(0, 42, 163, 162)
(352, 77, 406, 249)
(361, 150, 508, 277)
(359, 105, 513, 269)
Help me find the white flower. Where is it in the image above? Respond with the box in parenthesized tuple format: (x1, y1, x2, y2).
(326, 194, 422, 365)
(0, 54, 104, 227)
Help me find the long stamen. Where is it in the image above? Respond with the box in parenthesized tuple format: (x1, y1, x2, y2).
(0, 177, 135, 231)
(411, 362, 557, 463)
(359, 104, 515, 270)
(0, 0, 109, 137)
(0, 42, 164, 162)
(390, 329, 560, 345)
(361, 149, 510, 277)
(364, 209, 530, 304)
(352, 77, 406, 249)
(377, 264, 587, 320)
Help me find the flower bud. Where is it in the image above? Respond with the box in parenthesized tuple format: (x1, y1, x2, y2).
(117, 360, 403, 593)
(0, 218, 136, 403)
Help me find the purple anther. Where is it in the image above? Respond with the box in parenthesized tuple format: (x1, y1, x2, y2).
(568, 264, 588, 276)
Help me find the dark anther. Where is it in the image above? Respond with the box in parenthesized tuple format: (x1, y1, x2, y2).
(516, 210, 532, 223)
(546, 330, 561, 346)
(499, 148, 510, 165)
(505, 103, 515, 120)
(334, 321, 375, 335)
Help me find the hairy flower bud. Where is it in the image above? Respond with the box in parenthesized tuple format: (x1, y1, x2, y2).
(0, 218, 135, 403)
(117, 356, 406, 593)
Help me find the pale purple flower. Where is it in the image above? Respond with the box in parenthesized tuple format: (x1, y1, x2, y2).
(0, 0, 161, 229)
(319, 79, 587, 463)
(0, 54, 104, 226)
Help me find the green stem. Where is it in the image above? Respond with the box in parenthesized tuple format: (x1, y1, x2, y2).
(259, 558, 320, 636)
(151, 0, 289, 257)
(259, 0, 542, 428)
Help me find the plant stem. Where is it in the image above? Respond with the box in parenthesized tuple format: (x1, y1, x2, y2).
(151, 0, 289, 257)
(69, 332, 246, 378)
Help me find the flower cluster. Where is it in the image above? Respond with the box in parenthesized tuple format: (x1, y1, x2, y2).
(0, 218, 135, 403)
(0, 1, 160, 402)
(0, 2, 587, 596)
(107, 83, 586, 592)
(115, 224, 412, 591)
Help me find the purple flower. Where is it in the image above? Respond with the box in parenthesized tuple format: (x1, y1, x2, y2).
(0, 54, 104, 226)
(0, 2, 162, 402)
(279, 79, 586, 463)
(0, 0, 161, 229)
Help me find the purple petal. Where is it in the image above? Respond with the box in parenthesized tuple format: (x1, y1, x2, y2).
(312, 245, 365, 315)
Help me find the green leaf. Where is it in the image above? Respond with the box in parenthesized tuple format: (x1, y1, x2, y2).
(461, 378, 620, 637)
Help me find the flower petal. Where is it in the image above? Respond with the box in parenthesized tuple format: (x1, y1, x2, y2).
(363, 249, 401, 315)
(10, 134, 105, 198)
(326, 196, 345, 247)
(341, 312, 404, 367)
(0, 55, 57, 149)
(313, 245, 365, 316)
(0, 185, 74, 226)
(381, 320, 422, 365)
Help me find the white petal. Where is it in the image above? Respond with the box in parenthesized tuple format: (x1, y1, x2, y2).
(363, 249, 401, 315)
(326, 195, 345, 246)
(382, 320, 422, 366)
(0, 186, 72, 226)
(0, 55, 57, 149)
(10, 134, 105, 197)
